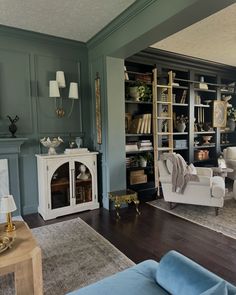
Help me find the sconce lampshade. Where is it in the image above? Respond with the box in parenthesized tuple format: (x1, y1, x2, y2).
(56, 71, 66, 88)
(49, 80, 60, 97)
(0, 195, 17, 213)
(69, 82, 79, 99)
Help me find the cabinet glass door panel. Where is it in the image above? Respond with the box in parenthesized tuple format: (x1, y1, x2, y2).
(50, 162, 70, 209)
(74, 162, 92, 204)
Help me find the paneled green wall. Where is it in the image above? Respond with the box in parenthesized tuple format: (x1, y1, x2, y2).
(0, 27, 89, 214)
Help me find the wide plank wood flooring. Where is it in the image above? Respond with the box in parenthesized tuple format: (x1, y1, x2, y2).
(23, 203, 236, 284)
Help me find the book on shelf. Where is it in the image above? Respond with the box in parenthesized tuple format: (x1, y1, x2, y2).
(138, 146, 153, 151)
(180, 90, 187, 104)
(128, 114, 152, 134)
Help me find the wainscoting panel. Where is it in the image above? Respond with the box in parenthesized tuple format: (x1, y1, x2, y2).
(0, 48, 33, 135)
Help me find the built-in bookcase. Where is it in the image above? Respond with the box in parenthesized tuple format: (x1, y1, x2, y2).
(125, 50, 236, 199)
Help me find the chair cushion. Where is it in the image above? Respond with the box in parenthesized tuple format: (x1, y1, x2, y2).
(200, 281, 228, 295)
(226, 147, 236, 160)
(155, 250, 236, 295)
(67, 260, 169, 295)
(212, 176, 225, 199)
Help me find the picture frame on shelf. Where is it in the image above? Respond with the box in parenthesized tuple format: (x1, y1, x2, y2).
(213, 100, 227, 128)
(95, 73, 102, 144)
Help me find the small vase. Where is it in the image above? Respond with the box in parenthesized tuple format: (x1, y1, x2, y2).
(129, 86, 140, 101)
(9, 123, 17, 138)
(176, 122, 186, 132)
(75, 137, 82, 148)
(140, 158, 147, 168)
(227, 118, 235, 131)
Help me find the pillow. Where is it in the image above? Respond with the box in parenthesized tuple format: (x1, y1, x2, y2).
(227, 147, 236, 160)
(186, 163, 197, 175)
(200, 281, 228, 295)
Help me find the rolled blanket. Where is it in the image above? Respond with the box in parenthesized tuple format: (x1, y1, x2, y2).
(161, 153, 199, 194)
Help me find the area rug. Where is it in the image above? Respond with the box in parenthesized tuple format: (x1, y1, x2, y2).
(148, 198, 236, 239)
(0, 217, 134, 295)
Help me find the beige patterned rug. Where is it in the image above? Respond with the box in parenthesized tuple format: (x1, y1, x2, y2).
(148, 198, 236, 239)
(0, 217, 134, 295)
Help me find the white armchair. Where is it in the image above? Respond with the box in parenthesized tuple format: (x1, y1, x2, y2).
(158, 158, 225, 215)
(223, 147, 236, 180)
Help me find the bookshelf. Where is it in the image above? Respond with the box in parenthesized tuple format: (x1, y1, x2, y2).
(125, 50, 236, 200)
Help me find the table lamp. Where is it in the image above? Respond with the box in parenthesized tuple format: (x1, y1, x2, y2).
(0, 195, 17, 232)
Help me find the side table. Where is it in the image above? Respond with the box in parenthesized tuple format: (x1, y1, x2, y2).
(0, 221, 43, 295)
(109, 189, 140, 219)
(212, 167, 233, 179)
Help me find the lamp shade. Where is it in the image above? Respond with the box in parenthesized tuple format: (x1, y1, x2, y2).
(69, 82, 79, 99)
(56, 71, 66, 88)
(0, 195, 17, 213)
(49, 80, 60, 97)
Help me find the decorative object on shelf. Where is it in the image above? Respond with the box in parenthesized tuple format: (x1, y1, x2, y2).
(204, 100, 212, 105)
(128, 81, 151, 102)
(0, 195, 17, 232)
(227, 107, 236, 131)
(49, 71, 79, 118)
(40, 137, 63, 155)
(221, 82, 235, 93)
(124, 66, 129, 80)
(222, 95, 232, 107)
(7, 115, 19, 138)
(176, 115, 188, 132)
(195, 94, 201, 105)
(203, 122, 213, 132)
(139, 156, 147, 168)
(77, 164, 89, 180)
(198, 76, 208, 90)
(217, 155, 227, 169)
(213, 100, 227, 128)
(194, 149, 209, 161)
(95, 73, 102, 144)
(75, 137, 82, 148)
(203, 135, 212, 145)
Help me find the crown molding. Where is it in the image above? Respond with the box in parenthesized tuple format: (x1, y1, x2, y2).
(87, 0, 156, 50)
(128, 47, 236, 74)
(0, 25, 86, 49)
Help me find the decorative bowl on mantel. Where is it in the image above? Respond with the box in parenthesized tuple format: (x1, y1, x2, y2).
(40, 137, 63, 155)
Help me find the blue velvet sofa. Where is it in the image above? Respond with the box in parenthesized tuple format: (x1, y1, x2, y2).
(68, 250, 236, 295)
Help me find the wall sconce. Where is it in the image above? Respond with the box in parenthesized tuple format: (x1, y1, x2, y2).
(0, 195, 17, 232)
(49, 71, 79, 118)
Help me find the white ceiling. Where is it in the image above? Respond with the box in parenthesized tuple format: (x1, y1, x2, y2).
(0, 0, 135, 42)
(151, 3, 236, 67)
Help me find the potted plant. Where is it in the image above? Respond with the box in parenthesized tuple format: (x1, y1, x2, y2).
(227, 107, 236, 131)
(176, 115, 188, 132)
(128, 81, 152, 102)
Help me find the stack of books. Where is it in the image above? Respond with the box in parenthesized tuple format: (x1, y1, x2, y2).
(138, 140, 153, 151)
(130, 170, 147, 185)
(125, 142, 138, 152)
(129, 113, 152, 134)
(126, 157, 138, 168)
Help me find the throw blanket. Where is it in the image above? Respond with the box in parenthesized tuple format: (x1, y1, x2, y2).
(162, 153, 199, 194)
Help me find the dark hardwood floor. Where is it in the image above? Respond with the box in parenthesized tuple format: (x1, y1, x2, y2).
(23, 203, 236, 285)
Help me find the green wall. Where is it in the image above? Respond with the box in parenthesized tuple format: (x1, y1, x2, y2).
(0, 26, 90, 214)
(1, 0, 235, 213)
(87, 0, 235, 209)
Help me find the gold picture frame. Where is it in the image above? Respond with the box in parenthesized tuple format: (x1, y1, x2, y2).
(213, 100, 227, 128)
(95, 73, 102, 144)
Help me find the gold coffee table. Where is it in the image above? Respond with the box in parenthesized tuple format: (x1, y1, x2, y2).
(109, 189, 140, 218)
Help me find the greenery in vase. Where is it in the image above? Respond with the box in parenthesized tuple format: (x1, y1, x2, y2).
(128, 81, 152, 101)
(227, 107, 236, 120)
(176, 115, 188, 124)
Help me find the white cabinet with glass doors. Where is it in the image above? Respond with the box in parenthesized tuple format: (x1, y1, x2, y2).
(36, 152, 99, 220)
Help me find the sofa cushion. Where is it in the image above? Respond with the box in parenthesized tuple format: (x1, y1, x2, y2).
(200, 281, 228, 295)
(155, 250, 236, 295)
(67, 260, 169, 295)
